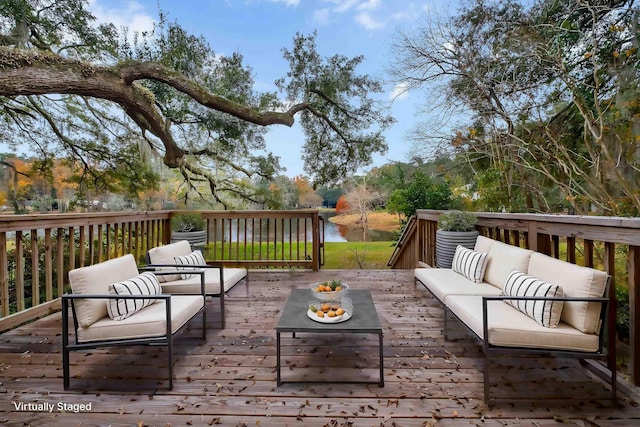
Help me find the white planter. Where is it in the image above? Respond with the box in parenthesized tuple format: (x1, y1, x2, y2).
(435, 230, 479, 268)
(171, 230, 207, 250)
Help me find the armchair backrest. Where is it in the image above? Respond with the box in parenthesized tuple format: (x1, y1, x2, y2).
(67, 254, 139, 328)
(147, 240, 193, 282)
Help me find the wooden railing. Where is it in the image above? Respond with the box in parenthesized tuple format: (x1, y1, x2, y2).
(0, 211, 170, 331)
(388, 209, 640, 387)
(0, 209, 324, 332)
(198, 210, 324, 270)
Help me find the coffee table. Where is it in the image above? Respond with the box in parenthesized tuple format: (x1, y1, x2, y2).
(275, 288, 384, 386)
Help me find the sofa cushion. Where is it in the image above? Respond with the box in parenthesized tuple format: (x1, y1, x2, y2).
(503, 270, 564, 328)
(473, 235, 495, 253)
(446, 295, 601, 352)
(452, 245, 488, 284)
(160, 267, 247, 295)
(147, 240, 192, 282)
(107, 272, 162, 321)
(484, 241, 534, 290)
(174, 250, 206, 279)
(415, 268, 501, 304)
(68, 254, 141, 328)
(77, 295, 204, 342)
(527, 252, 608, 334)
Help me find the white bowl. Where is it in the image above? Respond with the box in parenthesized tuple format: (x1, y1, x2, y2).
(311, 282, 350, 301)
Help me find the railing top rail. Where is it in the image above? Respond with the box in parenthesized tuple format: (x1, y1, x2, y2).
(416, 210, 640, 229)
(0, 211, 172, 232)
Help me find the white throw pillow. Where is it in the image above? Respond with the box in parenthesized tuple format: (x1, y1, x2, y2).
(174, 250, 206, 279)
(503, 270, 564, 328)
(107, 272, 162, 321)
(451, 245, 488, 284)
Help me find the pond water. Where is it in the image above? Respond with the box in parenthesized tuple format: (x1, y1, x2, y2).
(320, 211, 396, 243)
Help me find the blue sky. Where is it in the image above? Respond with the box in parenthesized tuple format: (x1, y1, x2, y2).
(19, 1, 459, 177)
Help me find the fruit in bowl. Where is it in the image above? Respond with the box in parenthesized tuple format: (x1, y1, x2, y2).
(311, 280, 349, 300)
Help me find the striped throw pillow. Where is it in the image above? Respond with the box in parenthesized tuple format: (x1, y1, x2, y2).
(107, 272, 162, 321)
(174, 250, 206, 279)
(451, 245, 488, 284)
(503, 270, 564, 328)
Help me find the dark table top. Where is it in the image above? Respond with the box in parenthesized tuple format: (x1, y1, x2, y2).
(276, 288, 382, 334)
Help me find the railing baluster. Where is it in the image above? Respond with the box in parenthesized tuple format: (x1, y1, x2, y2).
(30, 229, 39, 307)
(44, 229, 52, 301)
(0, 232, 8, 317)
(15, 231, 24, 311)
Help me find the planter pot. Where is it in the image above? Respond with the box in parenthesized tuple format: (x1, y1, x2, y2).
(171, 230, 207, 250)
(435, 230, 480, 268)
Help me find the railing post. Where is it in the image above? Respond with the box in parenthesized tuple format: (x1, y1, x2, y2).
(604, 242, 618, 383)
(629, 245, 640, 386)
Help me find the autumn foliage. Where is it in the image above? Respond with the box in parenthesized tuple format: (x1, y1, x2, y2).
(335, 195, 350, 214)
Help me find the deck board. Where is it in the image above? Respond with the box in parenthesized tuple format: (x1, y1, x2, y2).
(0, 269, 638, 426)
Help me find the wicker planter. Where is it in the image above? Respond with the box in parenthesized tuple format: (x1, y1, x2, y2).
(435, 229, 479, 268)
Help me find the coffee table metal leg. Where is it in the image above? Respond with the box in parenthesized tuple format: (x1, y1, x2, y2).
(276, 332, 282, 386)
(379, 332, 384, 387)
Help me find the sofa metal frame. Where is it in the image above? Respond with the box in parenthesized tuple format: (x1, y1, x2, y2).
(439, 278, 616, 405)
(62, 270, 207, 391)
(416, 275, 617, 405)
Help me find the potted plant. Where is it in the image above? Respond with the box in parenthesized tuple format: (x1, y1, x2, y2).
(170, 212, 207, 249)
(435, 210, 479, 268)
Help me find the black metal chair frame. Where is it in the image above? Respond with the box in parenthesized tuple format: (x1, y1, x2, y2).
(62, 270, 206, 391)
(141, 262, 231, 328)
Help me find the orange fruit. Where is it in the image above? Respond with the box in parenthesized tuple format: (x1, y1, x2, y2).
(321, 303, 331, 312)
(335, 286, 342, 291)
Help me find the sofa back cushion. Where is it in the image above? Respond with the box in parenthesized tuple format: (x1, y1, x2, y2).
(147, 240, 192, 282)
(528, 252, 608, 334)
(473, 235, 495, 253)
(484, 240, 534, 290)
(68, 254, 140, 328)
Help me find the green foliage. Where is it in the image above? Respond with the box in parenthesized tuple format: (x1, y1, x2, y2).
(390, 172, 453, 217)
(171, 212, 205, 232)
(437, 210, 477, 232)
(277, 32, 394, 184)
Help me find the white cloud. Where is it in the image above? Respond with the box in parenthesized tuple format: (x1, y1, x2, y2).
(390, 82, 410, 101)
(357, 0, 381, 11)
(88, 0, 155, 34)
(267, 0, 300, 6)
(313, 8, 331, 25)
(355, 12, 385, 30)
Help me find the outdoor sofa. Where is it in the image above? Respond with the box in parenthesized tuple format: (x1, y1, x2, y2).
(414, 235, 616, 404)
(62, 253, 207, 390)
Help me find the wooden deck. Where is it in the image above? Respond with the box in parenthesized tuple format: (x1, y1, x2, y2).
(1, 269, 638, 426)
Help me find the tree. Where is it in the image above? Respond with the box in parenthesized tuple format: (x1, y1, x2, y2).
(316, 186, 344, 208)
(0, 1, 393, 207)
(391, 0, 640, 215)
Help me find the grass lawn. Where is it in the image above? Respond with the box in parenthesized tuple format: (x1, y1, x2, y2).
(322, 241, 395, 269)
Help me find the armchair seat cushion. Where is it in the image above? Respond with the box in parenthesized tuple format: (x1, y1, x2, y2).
(77, 295, 204, 343)
(446, 295, 600, 352)
(160, 267, 247, 295)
